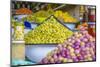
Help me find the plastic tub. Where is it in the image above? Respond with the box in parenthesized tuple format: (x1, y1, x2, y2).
(25, 44, 57, 63)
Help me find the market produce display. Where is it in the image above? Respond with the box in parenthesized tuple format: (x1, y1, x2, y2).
(16, 8, 33, 15)
(11, 1, 96, 65)
(40, 30, 96, 64)
(25, 16, 73, 44)
(22, 10, 54, 23)
(54, 10, 78, 23)
(22, 10, 78, 23)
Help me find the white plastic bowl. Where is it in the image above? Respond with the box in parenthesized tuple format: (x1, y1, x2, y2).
(25, 45, 56, 63)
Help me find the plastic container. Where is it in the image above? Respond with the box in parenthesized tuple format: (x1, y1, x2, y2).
(25, 44, 56, 63)
(13, 25, 24, 41)
(12, 41, 25, 60)
(88, 6, 96, 22)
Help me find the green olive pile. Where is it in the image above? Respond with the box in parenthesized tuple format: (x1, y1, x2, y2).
(25, 16, 73, 44)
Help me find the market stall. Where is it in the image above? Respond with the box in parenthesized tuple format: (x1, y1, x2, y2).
(11, 1, 96, 66)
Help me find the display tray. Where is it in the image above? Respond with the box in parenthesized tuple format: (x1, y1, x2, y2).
(25, 44, 57, 63)
(14, 15, 28, 20)
(64, 23, 77, 30)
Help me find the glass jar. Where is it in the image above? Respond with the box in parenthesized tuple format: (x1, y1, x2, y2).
(88, 6, 96, 22)
(14, 22, 24, 41)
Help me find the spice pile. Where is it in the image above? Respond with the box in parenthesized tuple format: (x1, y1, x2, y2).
(16, 8, 33, 15)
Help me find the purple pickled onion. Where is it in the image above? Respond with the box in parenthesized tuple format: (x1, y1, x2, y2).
(81, 45, 88, 51)
(73, 58, 79, 62)
(53, 54, 58, 59)
(80, 37, 85, 41)
(85, 43, 91, 47)
(62, 44, 67, 48)
(58, 44, 63, 48)
(74, 49, 80, 54)
(81, 27, 86, 31)
(49, 58, 55, 63)
(71, 40, 75, 44)
(77, 56, 84, 60)
(71, 56, 77, 59)
(84, 38, 88, 42)
(92, 56, 96, 61)
(74, 42, 80, 46)
(54, 58, 59, 62)
(84, 34, 90, 39)
(64, 40, 69, 44)
(89, 42, 94, 47)
(56, 61, 61, 64)
(66, 55, 71, 59)
(61, 51, 66, 57)
(56, 53, 59, 57)
(71, 36, 75, 40)
(80, 51, 86, 55)
(58, 46, 63, 51)
(93, 47, 96, 51)
(76, 39, 81, 43)
(80, 37, 88, 42)
(62, 47, 67, 51)
(85, 51, 90, 55)
(68, 38, 71, 42)
(81, 30, 88, 34)
(71, 44, 75, 48)
(74, 45, 80, 49)
(81, 45, 86, 49)
(42, 58, 48, 64)
(65, 49, 70, 55)
(50, 61, 55, 64)
(93, 49, 96, 53)
(93, 41, 96, 45)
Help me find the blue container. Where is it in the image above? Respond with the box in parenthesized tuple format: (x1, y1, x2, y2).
(24, 21, 32, 29)
(24, 21, 38, 29)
